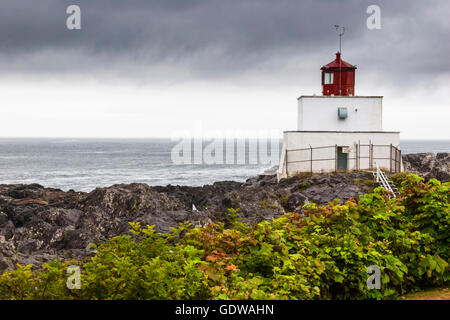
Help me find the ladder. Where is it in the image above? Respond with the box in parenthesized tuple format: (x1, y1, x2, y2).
(372, 163, 399, 198)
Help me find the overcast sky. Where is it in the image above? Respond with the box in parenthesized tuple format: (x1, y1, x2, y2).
(0, 0, 449, 139)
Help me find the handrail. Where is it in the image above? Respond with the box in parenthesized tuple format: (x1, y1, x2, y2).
(375, 162, 396, 198)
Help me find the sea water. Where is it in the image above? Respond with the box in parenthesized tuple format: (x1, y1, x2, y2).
(0, 138, 448, 192)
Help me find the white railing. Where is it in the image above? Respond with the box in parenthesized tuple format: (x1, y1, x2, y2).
(375, 162, 396, 198)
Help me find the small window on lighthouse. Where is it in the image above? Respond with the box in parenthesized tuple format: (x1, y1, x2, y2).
(324, 72, 334, 84)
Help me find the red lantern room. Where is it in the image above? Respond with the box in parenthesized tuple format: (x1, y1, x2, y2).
(321, 52, 357, 96)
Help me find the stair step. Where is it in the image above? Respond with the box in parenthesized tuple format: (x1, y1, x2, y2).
(372, 166, 397, 198)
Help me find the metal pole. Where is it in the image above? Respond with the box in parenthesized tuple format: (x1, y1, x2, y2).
(339, 52, 342, 95)
(310, 145, 313, 174)
(394, 147, 397, 173)
(371, 144, 374, 170)
(334, 25, 345, 96)
(285, 149, 288, 177)
(390, 144, 392, 173)
(335, 144, 338, 172)
(358, 140, 360, 170)
(355, 143, 358, 170)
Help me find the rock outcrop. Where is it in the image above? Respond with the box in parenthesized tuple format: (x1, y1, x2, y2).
(0, 152, 448, 273)
(0, 171, 374, 273)
(402, 153, 449, 182)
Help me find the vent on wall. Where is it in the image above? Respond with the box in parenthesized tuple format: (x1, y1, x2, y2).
(338, 107, 348, 119)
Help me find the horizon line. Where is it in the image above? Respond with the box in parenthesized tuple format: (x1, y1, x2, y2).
(0, 136, 448, 141)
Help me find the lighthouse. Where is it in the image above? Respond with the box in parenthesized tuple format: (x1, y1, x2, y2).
(277, 47, 402, 179)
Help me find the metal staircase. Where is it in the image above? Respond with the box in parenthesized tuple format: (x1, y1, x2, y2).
(372, 163, 399, 198)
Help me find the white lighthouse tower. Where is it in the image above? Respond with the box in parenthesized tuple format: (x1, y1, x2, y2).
(278, 37, 402, 179)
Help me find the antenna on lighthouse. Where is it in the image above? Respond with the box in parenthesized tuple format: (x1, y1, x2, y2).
(334, 25, 345, 95)
(334, 25, 345, 53)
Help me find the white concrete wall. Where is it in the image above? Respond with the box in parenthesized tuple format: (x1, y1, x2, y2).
(278, 131, 400, 177)
(297, 96, 383, 131)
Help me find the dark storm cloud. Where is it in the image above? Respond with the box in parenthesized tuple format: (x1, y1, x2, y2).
(0, 0, 448, 83)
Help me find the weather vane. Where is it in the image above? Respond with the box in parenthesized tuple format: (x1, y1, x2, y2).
(334, 25, 345, 53)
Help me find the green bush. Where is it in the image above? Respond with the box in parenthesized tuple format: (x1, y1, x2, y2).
(0, 174, 448, 300)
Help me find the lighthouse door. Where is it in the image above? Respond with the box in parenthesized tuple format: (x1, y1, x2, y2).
(337, 147, 348, 171)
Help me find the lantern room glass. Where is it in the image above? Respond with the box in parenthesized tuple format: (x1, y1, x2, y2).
(324, 72, 333, 84)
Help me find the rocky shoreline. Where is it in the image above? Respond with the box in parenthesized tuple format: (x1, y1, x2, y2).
(0, 152, 448, 273)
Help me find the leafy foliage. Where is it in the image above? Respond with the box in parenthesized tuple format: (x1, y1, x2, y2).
(0, 174, 448, 300)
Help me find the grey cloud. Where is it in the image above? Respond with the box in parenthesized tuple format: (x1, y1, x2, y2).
(0, 0, 448, 85)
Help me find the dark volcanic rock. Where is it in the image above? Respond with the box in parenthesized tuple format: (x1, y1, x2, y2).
(0, 172, 374, 273)
(402, 153, 449, 182)
(1, 153, 446, 274)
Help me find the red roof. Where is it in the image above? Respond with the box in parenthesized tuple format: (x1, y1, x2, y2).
(321, 52, 356, 70)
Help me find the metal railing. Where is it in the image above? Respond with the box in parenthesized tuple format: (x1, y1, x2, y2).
(375, 162, 396, 198)
(284, 142, 401, 175)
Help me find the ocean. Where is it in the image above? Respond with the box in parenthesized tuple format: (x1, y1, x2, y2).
(0, 138, 448, 192)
